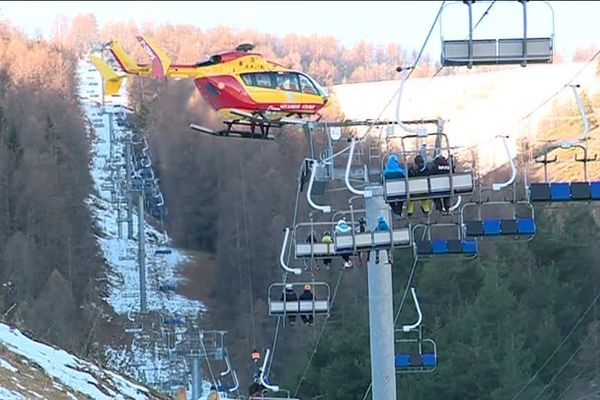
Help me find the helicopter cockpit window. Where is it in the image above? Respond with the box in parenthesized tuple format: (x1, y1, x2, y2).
(298, 74, 318, 95)
(275, 72, 300, 92)
(254, 73, 274, 88)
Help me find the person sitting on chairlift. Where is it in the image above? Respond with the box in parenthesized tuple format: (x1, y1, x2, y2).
(208, 386, 219, 400)
(321, 231, 333, 270)
(407, 155, 431, 217)
(280, 284, 297, 326)
(430, 149, 455, 215)
(374, 215, 392, 265)
(357, 217, 369, 265)
(383, 153, 406, 217)
(251, 349, 261, 364)
(299, 284, 315, 326)
(335, 218, 353, 269)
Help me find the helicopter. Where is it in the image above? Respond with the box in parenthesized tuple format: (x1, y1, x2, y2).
(89, 36, 329, 140)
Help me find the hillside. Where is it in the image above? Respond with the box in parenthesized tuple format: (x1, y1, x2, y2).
(333, 61, 600, 178)
(0, 322, 165, 400)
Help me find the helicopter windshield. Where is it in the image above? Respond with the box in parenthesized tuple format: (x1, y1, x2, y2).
(301, 73, 328, 98)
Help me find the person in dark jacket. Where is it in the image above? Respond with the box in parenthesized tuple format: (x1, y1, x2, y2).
(299, 284, 314, 326)
(357, 217, 369, 266)
(407, 155, 431, 216)
(383, 154, 406, 217)
(280, 284, 297, 326)
(430, 150, 454, 214)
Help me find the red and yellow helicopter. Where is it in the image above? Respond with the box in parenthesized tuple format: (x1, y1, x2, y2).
(89, 36, 329, 140)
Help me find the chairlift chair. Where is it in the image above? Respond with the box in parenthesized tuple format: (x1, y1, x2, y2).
(440, 0, 555, 68)
(124, 310, 143, 334)
(395, 288, 438, 373)
(412, 222, 478, 259)
(267, 281, 331, 318)
(461, 135, 536, 241)
(331, 207, 412, 255)
(527, 86, 600, 203)
(382, 132, 475, 205)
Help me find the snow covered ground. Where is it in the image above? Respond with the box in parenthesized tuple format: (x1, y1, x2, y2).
(0, 322, 163, 399)
(75, 57, 239, 400)
(76, 60, 204, 317)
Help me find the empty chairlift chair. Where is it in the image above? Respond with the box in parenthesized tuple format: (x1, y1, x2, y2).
(395, 288, 438, 373)
(413, 223, 478, 258)
(529, 144, 600, 203)
(440, 0, 555, 68)
(462, 135, 536, 240)
(528, 88, 599, 203)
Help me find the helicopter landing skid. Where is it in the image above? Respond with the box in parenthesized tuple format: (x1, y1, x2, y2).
(189, 123, 274, 141)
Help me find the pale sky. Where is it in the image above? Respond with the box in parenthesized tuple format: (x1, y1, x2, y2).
(1, 1, 598, 59)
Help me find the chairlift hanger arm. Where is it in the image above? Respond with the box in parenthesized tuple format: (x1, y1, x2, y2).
(345, 138, 372, 198)
(402, 288, 423, 332)
(569, 84, 589, 144)
(280, 228, 301, 275)
(229, 369, 239, 392)
(220, 351, 232, 377)
(306, 159, 331, 213)
(395, 67, 429, 137)
(492, 135, 516, 191)
(259, 349, 279, 392)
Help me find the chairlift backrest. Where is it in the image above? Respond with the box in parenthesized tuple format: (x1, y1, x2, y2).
(440, 0, 555, 68)
(267, 282, 330, 316)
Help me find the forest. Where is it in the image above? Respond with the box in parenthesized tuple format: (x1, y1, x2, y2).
(1, 12, 600, 400)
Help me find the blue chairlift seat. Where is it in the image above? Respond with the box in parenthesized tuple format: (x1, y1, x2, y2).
(432, 239, 448, 254)
(591, 182, 600, 200)
(164, 316, 184, 325)
(421, 353, 437, 368)
(517, 218, 536, 235)
(395, 354, 410, 368)
(550, 182, 571, 201)
(462, 238, 477, 253)
(155, 249, 172, 255)
(482, 219, 501, 235)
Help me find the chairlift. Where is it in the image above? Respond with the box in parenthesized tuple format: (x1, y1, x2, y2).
(305, 159, 332, 213)
(461, 135, 536, 241)
(293, 214, 410, 260)
(440, 0, 555, 68)
(382, 131, 475, 204)
(528, 85, 600, 202)
(163, 314, 185, 326)
(153, 192, 165, 207)
(218, 349, 240, 393)
(139, 167, 154, 181)
(124, 310, 143, 333)
(258, 349, 280, 393)
(159, 282, 177, 292)
(395, 288, 437, 373)
(267, 281, 331, 318)
(331, 206, 412, 255)
(413, 222, 478, 258)
(138, 154, 151, 168)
